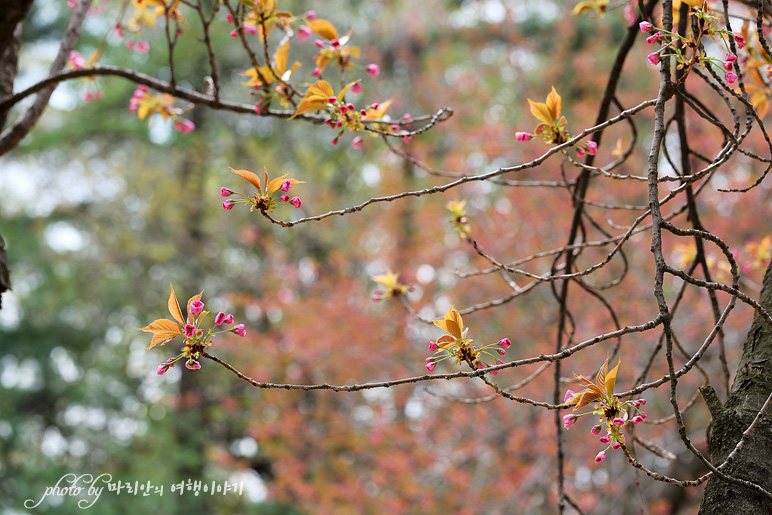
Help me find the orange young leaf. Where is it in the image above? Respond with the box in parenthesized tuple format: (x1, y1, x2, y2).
(292, 80, 336, 118)
(230, 167, 262, 192)
(604, 358, 621, 396)
(168, 284, 185, 327)
(527, 86, 562, 125)
(275, 41, 289, 75)
(307, 18, 338, 40)
(433, 305, 464, 340)
(140, 318, 183, 349)
(528, 99, 554, 125)
(266, 174, 305, 195)
(546, 87, 562, 121)
(362, 99, 393, 120)
(435, 335, 456, 349)
(239, 66, 279, 87)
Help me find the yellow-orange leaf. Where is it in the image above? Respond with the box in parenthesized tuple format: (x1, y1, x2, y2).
(266, 174, 288, 195)
(141, 318, 182, 334)
(316, 53, 332, 73)
(433, 318, 460, 338)
(230, 167, 261, 192)
(141, 318, 183, 349)
(363, 99, 393, 120)
(275, 41, 289, 75)
(292, 80, 336, 118)
(168, 284, 185, 327)
(604, 358, 621, 396)
(528, 86, 562, 125)
(146, 331, 179, 350)
(436, 334, 456, 349)
(307, 18, 338, 40)
(447, 306, 464, 334)
(546, 87, 562, 121)
(528, 99, 554, 125)
(239, 66, 278, 87)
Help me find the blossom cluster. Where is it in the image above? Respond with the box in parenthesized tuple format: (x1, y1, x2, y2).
(128, 85, 195, 135)
(222, 166, 304, 213)
(562, 359, 647, 463)
(639, 7, 745, 86)
(141, 286, 246, 374)
(424, 306, 509, 375)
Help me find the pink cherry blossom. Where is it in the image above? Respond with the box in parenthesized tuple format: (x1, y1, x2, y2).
(515, 132, 531, 142)
(587, 141, 598, 155)
(290, 197, 302, 208)
(226, 14, 234, 23)
(280, 180, 292, 192)
(114, 24, 124, 38)
(243, 24, 258, 35)
(221, 187, 233, 197)
(134, 40, 150, 53)
(189, 300, 204, 316)
(351, 81, 363, 94)
(498, 338, 512, 348)
(632, 415, 644, 424)
(314, 39, 325, 48)
(175, 119, 195, 134)
(233, 324, 246, 337)
(734, 34, 746, 49)
(215, 312, 227, 326)
(646, 32, 662, 45)
(68, 51, 85, 69)
(612, 417, 625, 426)
(647, 52, 660, 66)
(599, 435, 611, 444)
(726, 72, 738, 85)
(576, 147, 586, 157)
(595, 451, 606, 463)
(306, 10, 317, 21)
(564, 390, 575, 403)
(185, 324, 196, 338)
(611, 441, 621, 450)
(223, 200, 235, 210)
(352, 136, 363, 149)
(425, 361, 436, 372)
(230, 30, 238, 38)
(428, 341, 438, 351)
(591, 425, 601, 435)
(297, 25, 312, 42)
(639, 21, 653, 32)
(224, 314, 234, 324)
(312, 67, 322, 78)
(366, 64, 380, 77)
(281, 195, 290, 202)
(185, 359, 201, 370)
(563, 414, 576, 430)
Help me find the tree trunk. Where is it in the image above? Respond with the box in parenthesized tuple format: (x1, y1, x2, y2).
(0, 0, 32, 309)
(699, 263, 772, 513)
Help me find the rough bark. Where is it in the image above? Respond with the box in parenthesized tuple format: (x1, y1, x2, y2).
(699, 263, 772, 513)
(0, 1, 32, 309)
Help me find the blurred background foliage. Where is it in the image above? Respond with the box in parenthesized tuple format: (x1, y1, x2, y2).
(4, 0, 772, 513)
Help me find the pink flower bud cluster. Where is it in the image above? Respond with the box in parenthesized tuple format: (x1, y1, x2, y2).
(563, 392, 648, 464)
